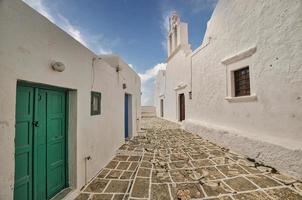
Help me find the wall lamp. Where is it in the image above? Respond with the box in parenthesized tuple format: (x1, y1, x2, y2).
(51, 61, 65, 72)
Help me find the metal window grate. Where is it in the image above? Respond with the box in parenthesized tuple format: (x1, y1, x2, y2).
(234, 67, 250, 97)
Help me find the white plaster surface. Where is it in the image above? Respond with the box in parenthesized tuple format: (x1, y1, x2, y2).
(0, 0, 141, 199)
(154, 70, 166, 117)
(155, 0, 302, 179)
(155, 25, 192, 122)
(189, 0, 302, 149)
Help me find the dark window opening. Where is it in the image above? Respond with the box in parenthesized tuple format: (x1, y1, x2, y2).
(91, 91, 101, 115)
(234, 67, 250, 97)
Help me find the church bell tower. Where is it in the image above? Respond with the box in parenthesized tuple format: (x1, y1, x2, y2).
(167, 11, 191, 58)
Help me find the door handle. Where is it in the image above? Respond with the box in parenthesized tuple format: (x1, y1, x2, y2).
(32, 121, 39, 127)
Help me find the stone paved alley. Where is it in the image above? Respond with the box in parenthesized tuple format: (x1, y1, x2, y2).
(76, 117, 302, 200)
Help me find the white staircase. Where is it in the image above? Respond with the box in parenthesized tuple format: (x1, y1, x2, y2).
(141, 106, 156, 118)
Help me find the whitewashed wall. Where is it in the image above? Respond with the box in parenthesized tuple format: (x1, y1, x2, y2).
(155, 0, 302, 178)
(189, 0, 302, 144)
(154, 70, 165, 117)
(154, 17, 192, 121)
(164, 50, 191, 122)
(0, 0, 141, 199)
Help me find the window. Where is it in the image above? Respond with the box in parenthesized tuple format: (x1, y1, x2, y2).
(234, 67, 250, 97)
(222, 46, 257, 102)
(91, 91, 101, 115)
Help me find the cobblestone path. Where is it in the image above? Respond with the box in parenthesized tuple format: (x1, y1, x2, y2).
(76, 117, 302, 200)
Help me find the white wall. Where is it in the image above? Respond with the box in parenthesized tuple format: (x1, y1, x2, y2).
(189, 0, 302, 149)
(154, 12, 193, 123)
(155, 0, 302, 178)
(154, 18, 192, 121)
(0, 0, 141, 199)
(164, 50, 191, 122)
(154, 70, 166, 117)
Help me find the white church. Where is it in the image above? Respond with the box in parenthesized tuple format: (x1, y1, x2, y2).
(154, 0, 302, 179)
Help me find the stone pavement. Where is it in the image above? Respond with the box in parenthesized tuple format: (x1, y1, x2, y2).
(76, 117, 302, 200)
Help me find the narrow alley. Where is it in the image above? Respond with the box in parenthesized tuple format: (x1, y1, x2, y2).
(76, 117, 302, 200)
(1, 1, 302, 200)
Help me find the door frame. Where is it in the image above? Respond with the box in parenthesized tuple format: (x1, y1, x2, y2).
(16, 81, 69, 200)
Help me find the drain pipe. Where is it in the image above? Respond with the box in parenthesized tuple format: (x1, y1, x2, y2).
(84, 156, 92, 185)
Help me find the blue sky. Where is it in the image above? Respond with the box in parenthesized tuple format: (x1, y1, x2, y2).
(23, 0, 217, 105)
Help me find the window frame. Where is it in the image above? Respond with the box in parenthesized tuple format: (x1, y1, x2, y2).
(221, 46, 257, 103)
(90, 91, 101, 116)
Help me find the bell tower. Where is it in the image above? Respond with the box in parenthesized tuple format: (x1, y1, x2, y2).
(167, 11, 191, 58)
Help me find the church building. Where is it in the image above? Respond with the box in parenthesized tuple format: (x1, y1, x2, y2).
(154, 0, 302, 179)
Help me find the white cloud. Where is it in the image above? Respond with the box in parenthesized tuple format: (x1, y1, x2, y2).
(139, 63, 167, 105)
(23, 0, 54, 22)
(97, 47, 112, 55)
(161, 12, 170, 36)
(138, 63, 166, 83)
(94, 37, 121, 54)
(57, 14, 88, 46)
(160, 11, 171, 53)
(23, 0, 113, 55)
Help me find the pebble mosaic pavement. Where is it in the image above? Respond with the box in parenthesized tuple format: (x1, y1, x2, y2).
(76, 117, 302, 200)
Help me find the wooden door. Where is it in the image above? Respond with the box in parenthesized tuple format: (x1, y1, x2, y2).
(179, 93, 185, 121)
(160, 99, 164, 117)
(35, 89, 47, 199)
(14, 86, 34, 200)
(46, 90, 66, 199)
(124, 94, 129, 138)
(15, 84, 67, 200)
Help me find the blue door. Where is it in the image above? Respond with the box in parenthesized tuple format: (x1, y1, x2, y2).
(124, 94, 129, 139)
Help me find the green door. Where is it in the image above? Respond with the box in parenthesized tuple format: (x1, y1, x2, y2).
(35, 89, 47, 199)
(46, 90, 66, 199)
(14, 86, 34, 200)
(14, 85, 67, 200)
